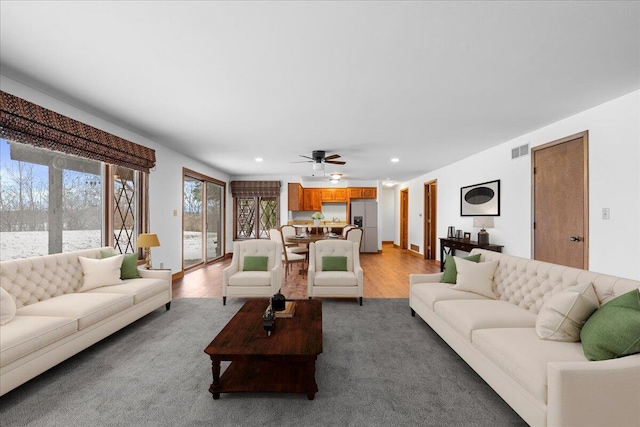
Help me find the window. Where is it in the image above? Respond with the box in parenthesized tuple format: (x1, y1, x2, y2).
(0, 91, 154, 260)
(231, 180, 280, 240)
(0, 139, 147, 260)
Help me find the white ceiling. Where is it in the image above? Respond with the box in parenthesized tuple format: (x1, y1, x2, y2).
(1, 1, 639, 182)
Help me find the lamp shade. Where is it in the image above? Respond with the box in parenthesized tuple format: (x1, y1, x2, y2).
(473, 217, 494, 229)
(137, 233, 160, 248)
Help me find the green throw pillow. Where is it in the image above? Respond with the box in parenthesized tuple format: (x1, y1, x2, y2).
(101, 251, 140, 280)
(322, 256, 348, 271)
(441, 253, 482, 284)
(580, 289, 640, 361)
(243, 256, 268, 271)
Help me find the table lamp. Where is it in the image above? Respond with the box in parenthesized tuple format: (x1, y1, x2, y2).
(137, 233, 160, 269)
(473, 217, 494, 245)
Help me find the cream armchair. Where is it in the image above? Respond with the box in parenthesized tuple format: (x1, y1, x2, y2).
(222, 240, 282, 305)
(307, 240, 363, 305)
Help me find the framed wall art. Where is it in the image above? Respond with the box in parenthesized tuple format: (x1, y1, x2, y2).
(460, 179, 500, 216)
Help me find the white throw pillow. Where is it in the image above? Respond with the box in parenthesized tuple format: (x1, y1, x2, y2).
(1, 286, 17, 325)
(451, 257, 499, 299)
(78, 255, 124, 292)
(535, 282, 600, 342)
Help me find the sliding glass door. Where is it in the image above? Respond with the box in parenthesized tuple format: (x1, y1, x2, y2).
(183, 169, 225, 270)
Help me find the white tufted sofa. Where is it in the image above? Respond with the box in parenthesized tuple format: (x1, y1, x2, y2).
(0, 247, 172, 396)
(410, 249, 640, 427)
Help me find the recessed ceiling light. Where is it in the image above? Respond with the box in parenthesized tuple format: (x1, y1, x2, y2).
(255, 157, 263, 162)
(330, 179, 340, 184)
(330, 173, 342, 180)
(390, 158, 399, 163)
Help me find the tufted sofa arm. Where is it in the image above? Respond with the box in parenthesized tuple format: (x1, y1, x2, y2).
(138, 267, 172, 282)
(410, 273, 443, 286)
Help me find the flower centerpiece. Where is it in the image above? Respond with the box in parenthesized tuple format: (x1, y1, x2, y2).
(311, 211, 324, 226)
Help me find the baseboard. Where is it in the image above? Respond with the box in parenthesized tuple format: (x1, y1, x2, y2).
(382, 240, 394, 244)
(171, 271, 184, 282)
(408, 250, 423, 258)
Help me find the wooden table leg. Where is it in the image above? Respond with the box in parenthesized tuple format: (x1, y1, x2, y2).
(209, 358, 221, 399)
(306, 360, 317, 400)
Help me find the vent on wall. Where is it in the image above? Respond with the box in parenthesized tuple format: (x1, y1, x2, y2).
(410, 244, 420, 252)
(511, 143, 529, 159)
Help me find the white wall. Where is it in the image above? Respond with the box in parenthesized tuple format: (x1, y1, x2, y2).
(399, 90, 640, 280)
(380, 186, 396, 241)
(1, 75, 230, 274)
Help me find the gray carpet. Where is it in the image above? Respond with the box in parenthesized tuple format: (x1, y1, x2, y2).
(0, 298, 526, 426)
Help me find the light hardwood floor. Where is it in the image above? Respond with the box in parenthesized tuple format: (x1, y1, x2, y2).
(172, 242, 441, 300)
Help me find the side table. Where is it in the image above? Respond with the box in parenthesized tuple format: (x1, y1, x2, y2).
(439, 238, 504, 271)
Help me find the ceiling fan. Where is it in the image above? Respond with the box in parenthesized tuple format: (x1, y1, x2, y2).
(293, 150, 346, 165)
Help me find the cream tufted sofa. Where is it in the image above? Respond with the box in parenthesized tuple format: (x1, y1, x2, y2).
(0, 247, 172, 396)
(410, 249, 640, 427)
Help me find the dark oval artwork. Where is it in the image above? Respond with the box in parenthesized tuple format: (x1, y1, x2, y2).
(465, 187, 494, 205)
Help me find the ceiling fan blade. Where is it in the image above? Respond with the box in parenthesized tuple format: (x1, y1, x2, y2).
(325, 160, 346, 165)
(324, 154, 341, 160)
(291, 160, 313, 163)
(299, 155, 314, 160)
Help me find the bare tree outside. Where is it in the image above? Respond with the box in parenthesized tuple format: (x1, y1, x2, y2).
(0, 139, 102, 260)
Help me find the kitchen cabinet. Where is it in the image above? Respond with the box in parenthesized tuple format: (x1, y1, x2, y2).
(303, 188, 322, 211)
(288, 183, 303, 211)
(321, 188, 348, 202)
(349, 187, 377, 199)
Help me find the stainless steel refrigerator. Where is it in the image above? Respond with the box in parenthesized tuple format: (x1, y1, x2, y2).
(350, 200, 378, 253)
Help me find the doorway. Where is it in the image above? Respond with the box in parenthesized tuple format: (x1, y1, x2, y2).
(423, 180, 437, 260)
(183, 168, 226, 271)
(532, 131, 588, 269)
(400, 188, 409, 249)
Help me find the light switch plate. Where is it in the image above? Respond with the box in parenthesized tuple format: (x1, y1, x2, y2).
(602, 208, 610, 220)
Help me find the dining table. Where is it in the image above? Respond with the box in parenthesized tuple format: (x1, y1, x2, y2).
(285, 233, 344, 244)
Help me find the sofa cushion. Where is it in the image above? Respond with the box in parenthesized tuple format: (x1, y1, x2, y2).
(1, 287, 17, 325)
(101, 251, 140, 279)
(451, 258, 499, 299)
(0, 315, 78, 367)
(313, 271, 358, 287)
(78, 255, 124, 292)
(228, 271, 272, 287)
(16, 293, 133, 330)
(87, 278, 168, 304)
(535, 282, 599, 342)
(434, 300, 538, 341)
(412, 282, 489, 310)
(580, 289, 640, 361)
(441, 253, 482, 284)
(473, 328, 586, 403)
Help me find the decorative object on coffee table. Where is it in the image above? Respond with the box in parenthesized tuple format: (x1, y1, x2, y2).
(275, 301, 296, 318)
(272, 291, 286, 311)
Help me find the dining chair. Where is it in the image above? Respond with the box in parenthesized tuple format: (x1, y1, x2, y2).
(342, 225, 355, 237)
(280, 225, 309, 256)
(268, 227, 306, 279)
(345, 227, 363, 251)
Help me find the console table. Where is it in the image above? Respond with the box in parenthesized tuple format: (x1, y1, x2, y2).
(439, 238, 504, 271)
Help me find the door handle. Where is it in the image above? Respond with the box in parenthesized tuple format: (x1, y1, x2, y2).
(569, 236, 582, 242)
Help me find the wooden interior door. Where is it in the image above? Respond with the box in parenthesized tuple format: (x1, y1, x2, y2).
(532, 132, 588, 269)
(400, 188, 408, 249)
(423, 180, 437, 259)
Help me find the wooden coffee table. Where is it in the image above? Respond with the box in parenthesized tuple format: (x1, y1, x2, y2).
(204, 299, 322, 400)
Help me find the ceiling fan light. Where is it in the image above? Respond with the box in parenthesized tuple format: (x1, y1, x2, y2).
(330, 173, 342, 180)
(313, 162, 324, 171)
(330, 179, 339, 184)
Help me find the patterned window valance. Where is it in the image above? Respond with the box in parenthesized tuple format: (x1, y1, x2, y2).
(231, 181, 281, 197)
(0, 91, 156, 172)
